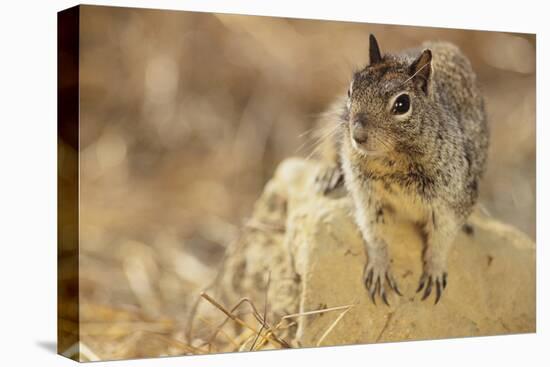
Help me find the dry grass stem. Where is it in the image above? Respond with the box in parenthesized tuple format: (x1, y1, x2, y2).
(281, 304, 355, 320)
(197, 316, 241, 350)
(315, 305, 354, 347)
(200, 292, 289, 349)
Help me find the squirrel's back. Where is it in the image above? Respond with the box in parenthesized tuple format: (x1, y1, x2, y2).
(420, 41, 489, 189)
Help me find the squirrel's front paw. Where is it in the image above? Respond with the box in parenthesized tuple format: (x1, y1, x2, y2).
(417, 262, 448, 304)
(363, 258, 402, 306)
(314, 165, 344, 195)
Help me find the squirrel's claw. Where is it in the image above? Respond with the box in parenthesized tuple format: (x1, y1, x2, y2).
(417, 271, 448, 304)
(434, 279, 442, 304)
(386, 272, 402, 296)
(364, 264, 401, 306)
(421, 277, 433, 301)
(368, 276, 379, 305)
(381, 290, 390, 306)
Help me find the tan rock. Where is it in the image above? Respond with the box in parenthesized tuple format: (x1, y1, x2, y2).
(221, 158, 536, 348)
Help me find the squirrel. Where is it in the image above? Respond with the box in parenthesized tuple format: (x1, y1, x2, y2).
(314, 34, 489, 305)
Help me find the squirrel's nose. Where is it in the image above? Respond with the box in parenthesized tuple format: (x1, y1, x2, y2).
(352, 129, 368, 144)
(351, 113, 368, 143)
(353, 113, 368, 128)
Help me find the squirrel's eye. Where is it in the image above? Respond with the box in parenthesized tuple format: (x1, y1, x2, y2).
(347, 87, 351, 98)
(391, 94, 410, 115)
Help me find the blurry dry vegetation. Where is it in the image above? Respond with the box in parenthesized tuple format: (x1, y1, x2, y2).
(57, 5, 535, 361)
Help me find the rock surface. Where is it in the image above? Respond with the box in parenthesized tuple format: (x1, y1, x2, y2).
(221, 158, 536, 347)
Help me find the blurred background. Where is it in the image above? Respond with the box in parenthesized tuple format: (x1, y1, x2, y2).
(58, 5, 535, 360)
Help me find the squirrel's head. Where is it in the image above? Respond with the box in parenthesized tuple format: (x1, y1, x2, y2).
(345, 34, 434, 157)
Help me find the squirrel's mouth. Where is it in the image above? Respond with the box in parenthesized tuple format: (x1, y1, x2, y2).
(350, 136, 387, 157)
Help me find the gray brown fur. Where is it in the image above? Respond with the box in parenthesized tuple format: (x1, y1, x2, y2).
(315, 35, 489, 304)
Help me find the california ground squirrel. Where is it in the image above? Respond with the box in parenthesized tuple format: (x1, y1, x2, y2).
(314, 35, 489, 305)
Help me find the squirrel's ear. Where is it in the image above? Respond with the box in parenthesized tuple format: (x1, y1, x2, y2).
(369, 34, 382, 65)
(409, 49, 432, 95)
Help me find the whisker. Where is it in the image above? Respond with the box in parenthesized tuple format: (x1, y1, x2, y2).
(298, 121, 342, 155)
(297, 126, 319, 138)
(400, 62, 429, 87)
(294, 133, 318, 154)
(304, 123, 343, 162)
(295, 127, 330, 154)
